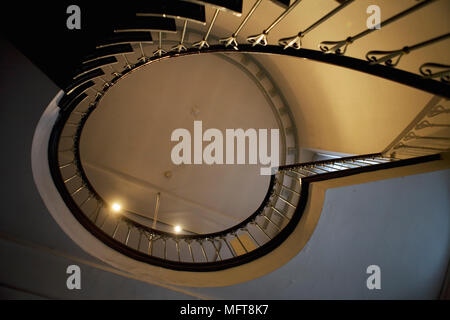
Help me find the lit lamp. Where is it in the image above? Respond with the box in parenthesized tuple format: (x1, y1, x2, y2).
(111, 203, 121, 213)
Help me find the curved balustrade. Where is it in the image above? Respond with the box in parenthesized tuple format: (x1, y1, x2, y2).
(50, 100, 410, 271)
(46, 0, 449, 271)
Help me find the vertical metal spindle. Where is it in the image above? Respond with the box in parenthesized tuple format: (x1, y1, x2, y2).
(153, 32, 167, 57)
(220, 0, 263, 49)
(152, 192, 161, 229)
(193, 9, 220, 49)
(233, 233, 248, 254)
(93, 203, 101, 224)
(138, 42, 148, 62)
(186, 240, 195, 262)
(137, 231, 143, 251)
(147, 234, 154, 255)
(221, 237, 236, 257)
(210, 239, 222, 261)
(253, 220, 272, 239)
(163, 237, 167, 260)
(247, 0, 303, 46)
(122, 54, 132, 69)
(175, 239, 181, 262)
(262, 214, 281, 231)
(244, 228, 260, 247)
(199, 240, 208, 262)
(112, 221, 120, 238)
(124, 227, 131, 245)
(171, 20, 188, 52)
(279, 0, 354, 49)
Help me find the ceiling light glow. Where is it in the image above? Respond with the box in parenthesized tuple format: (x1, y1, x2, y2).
(111, 203, 121, 212)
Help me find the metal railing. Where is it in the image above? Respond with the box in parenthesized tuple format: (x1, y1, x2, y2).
(384, 96, 450, 159)
(51, 107, 413, 270)
(47, 0, 449, 271)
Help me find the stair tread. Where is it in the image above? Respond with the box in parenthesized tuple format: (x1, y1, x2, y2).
(181, 0, 243, 15)
(137, 1, 206, 24)
(59, 81, 95, 109)
(115, 16, 177, 33)
(73, 56, 118, 79)
(97, 32, 153, 48)
(83, 44, 134, 63)
(65, 69, 104, 94)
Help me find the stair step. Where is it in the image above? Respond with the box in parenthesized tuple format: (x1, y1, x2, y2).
(83, 44, 134, 64)
(65, 69, 104, 95)
(270, 0, 292, 8)
(60, 92, 89, 112)
(96, 32, 153, 48)
(73, 56, 118, 79)
(59, 81, 95, 110)
(137, 1, 206, 24)
(115, 16, 177, 33)
(182, 0, 243, 16)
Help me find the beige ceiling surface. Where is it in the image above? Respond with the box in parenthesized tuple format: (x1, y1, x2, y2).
(80, 54, 281, 234)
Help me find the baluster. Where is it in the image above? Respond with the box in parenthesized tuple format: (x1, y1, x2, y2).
(175, 239, 181, 262)
(247, 0, 303, 46)
(261, 214, 281, 231)
(420, 63, 450, 83)
(185, 239, 195, 262)
(112, 220, 120, 238)
(233, 232, 248, 254)
(221, 237, 236, 257)
(210, 239, 222, 261)
(272, 192, 296, 209)
(279, 0, 354, 49)
(138, 42, 148, 62)
(71, 185, 84, 196)
(147, 233, 154, 255)
(242, 228, 260, 247)
(193, 9, 220, 49)
(153, 32, 167, 57)
(275, 180, 300, 196)
(171, 20, 188, 53)
(416, 120, 450, 130)
(320, 0, 438, 55)
(270, 206, 290, 221)
(137, 230, 143, 251)
(252, 220, 272, 240)
(124, 226, 131, 245)
(63, 174, 78, 184)
(220, 0, 263, 49)
(405, 132, 450, 141)
(366, 33, 450, 67)
(199, 239, 209, 262)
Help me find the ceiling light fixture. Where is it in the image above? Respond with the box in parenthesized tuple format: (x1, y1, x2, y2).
(111, 203, 121, 213)
(174, 225, 182, 233)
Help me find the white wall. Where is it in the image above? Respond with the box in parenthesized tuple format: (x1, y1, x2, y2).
(182, 168, 450, 299)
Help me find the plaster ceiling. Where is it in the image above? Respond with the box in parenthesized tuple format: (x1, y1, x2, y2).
(196, 0, 450, 154)
(80, 53, 281, 234)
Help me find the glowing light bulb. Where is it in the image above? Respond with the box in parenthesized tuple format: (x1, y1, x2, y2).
(174, 225, 182, 233)
(111, 203, 121, 212)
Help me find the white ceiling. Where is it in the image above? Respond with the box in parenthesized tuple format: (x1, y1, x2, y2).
(204, 0, 450, 154)
(80, 54, 281, 234)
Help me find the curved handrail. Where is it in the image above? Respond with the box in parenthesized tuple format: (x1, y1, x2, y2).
(46, 1, 449, 271)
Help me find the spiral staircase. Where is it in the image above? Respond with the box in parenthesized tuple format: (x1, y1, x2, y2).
(6, 0, 449, 287)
